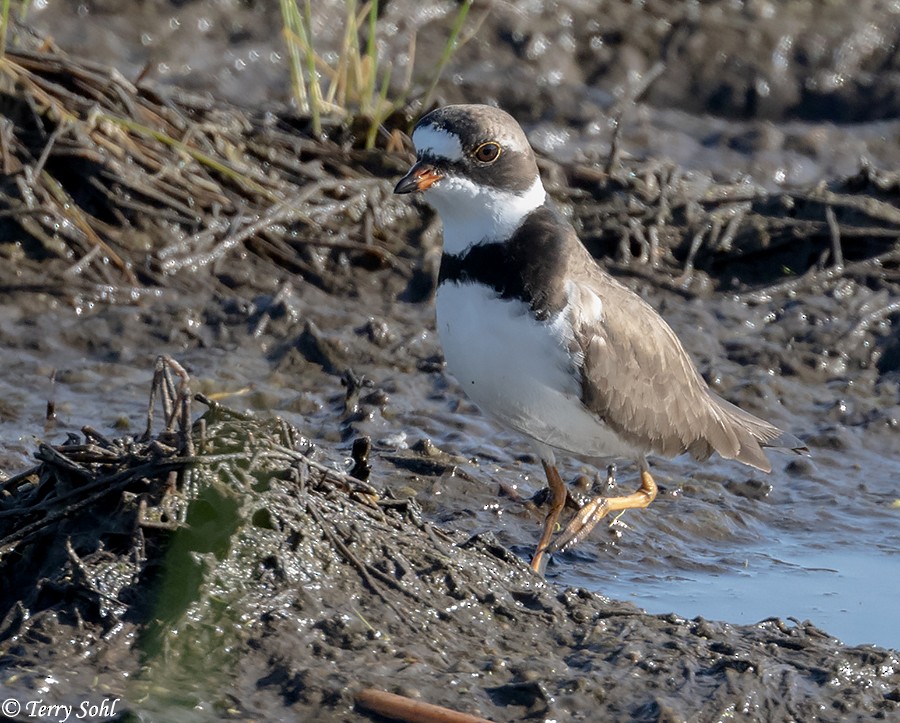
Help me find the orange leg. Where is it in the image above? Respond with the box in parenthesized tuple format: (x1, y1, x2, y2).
(530, 461, 567, 574)
(547, 461, 658, 557)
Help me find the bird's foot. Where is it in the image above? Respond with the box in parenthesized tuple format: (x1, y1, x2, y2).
(548, 468, 658, 556)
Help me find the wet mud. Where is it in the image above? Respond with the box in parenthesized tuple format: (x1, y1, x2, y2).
(1, 1, 900, 721)
(2, 385, 899, 722)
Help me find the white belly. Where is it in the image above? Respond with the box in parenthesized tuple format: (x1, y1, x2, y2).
(435, 283, 639, 461)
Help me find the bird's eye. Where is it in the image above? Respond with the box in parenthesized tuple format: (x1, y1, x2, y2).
(473, 141, 502, 163)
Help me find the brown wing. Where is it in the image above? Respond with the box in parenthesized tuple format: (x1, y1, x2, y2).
(565, 250, 784, 472)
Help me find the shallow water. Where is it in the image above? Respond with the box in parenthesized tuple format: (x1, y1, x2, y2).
(557, 525, 900, 649)
(624, 547, 898, 648)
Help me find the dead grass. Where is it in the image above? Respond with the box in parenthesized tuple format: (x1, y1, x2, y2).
(279, 0, 475, 148)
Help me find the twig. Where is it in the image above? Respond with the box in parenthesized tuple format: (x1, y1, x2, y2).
(825, 205, 844, 270)
(605, 61, 665, 175)
(355, 688, 492, 723)
(0, 459, 184, 552)
(305, 500, 424, 607)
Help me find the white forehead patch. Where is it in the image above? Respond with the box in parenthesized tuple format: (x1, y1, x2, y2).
(412, 124, 463, 162)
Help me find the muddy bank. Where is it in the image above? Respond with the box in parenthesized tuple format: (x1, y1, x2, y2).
(1, 364, 898, 722)
(0, 12, 898, 723)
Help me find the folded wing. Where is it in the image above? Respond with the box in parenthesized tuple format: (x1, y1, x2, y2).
(566, 254, 796, 472)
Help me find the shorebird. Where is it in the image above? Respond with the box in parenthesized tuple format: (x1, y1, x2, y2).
(394, 104, 806, 573)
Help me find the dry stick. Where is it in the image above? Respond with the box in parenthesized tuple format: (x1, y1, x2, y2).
(155, 216, 232, 261)
(304, 498, 425, 607)
(63, 244, 102, 278)
(127, 444, 369, 495)
(86, 176, 196, 225)
(160, 360, 181, 429)
(355, 688, 492, 723)
(738, 246, 900, 304)
(0, 465, 41, 493)
(252, 281, 293, 337)
(193, 392, 254, 421)
(157, 383, 194, 464)
(681, 225, 707, 274)
(628, 216, 651, 264)
(145, 355, 178, 440)
(716, 204, 749, 252)
(825, 205, 844, 270)
(246, 230, 322, 279)
(0, 460, 184, 552)
(605, 61, 665, 176)
(154, 355, 194, 455)
(20, 452, 170, 515)
(168, 451, 297, 466)
(14, 171, 38, 208)
(102, 167, 211, 221)
(108, 115, 280, 200)
(849, 299, 900, 337)
(145, 365, 165, 439)
(30, 120, 66, 179)
(289, 234, 399, 267)
(303, 500, 411, 620)
(41, 173, 139, 284)
(813, 187, 900, 225)
(80, 426, 115, 448)
(64, 537, 125, 611)
(268, 443, 379, 496)
(179, 389, 194, 457)
(2, 59, 81, 122)
(0, 118, 15, 174)
(156, 198, 319, 273)
(107, 70, 143, 120)
(33, 442, 93, 477)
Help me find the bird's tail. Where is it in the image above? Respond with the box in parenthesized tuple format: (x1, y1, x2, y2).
(711, 396, 808, 472)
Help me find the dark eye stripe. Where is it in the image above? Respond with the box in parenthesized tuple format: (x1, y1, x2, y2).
(416, 147, 535, 194)
(418, 153, 467, 174)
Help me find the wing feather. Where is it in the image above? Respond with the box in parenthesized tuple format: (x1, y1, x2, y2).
(563, 242, 784, 472)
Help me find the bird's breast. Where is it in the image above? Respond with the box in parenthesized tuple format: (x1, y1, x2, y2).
(435, 281, 639, 459)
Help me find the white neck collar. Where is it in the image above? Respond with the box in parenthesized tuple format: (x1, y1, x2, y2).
(423, 174, 546, 255)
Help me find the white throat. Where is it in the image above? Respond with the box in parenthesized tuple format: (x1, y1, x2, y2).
(424, 174, 546, 255)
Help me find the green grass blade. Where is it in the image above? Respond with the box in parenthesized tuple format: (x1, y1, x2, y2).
(277, 0, 475, 146)
(362, 0, 378, 114)
(421, 0, 473, 110)
(301, 0, 323, 137)
(279, 0, 309, 111)
(365, 62, 393, 149)
(0, 0, 12, 58)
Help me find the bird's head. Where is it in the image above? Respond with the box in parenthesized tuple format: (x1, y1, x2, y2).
(394, 104, 546, 250)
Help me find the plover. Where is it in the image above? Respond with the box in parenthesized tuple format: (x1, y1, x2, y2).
(394, 104, 806, 573)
